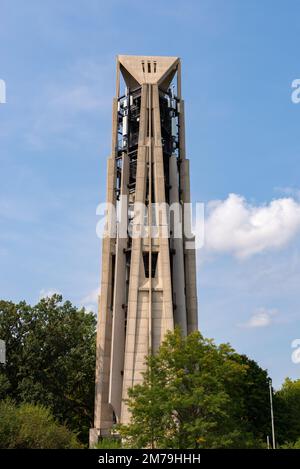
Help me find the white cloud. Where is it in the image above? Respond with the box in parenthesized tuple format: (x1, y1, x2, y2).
(25, 58, 114, 149)
(49, 85, 104, 113)
(80, 288, 99, 313)
(204, 193, 300, 258)
(241, 307, 278, 328)
(39, 288, 61, 300)
(275, 187, 300, 200)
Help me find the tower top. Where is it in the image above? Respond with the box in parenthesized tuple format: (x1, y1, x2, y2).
(117, 55, 180, 90)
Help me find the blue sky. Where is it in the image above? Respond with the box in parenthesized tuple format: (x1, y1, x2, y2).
(1, 0, 300, 387)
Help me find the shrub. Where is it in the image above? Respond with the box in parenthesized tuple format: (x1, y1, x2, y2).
(281, 439, 300, 449)
(93, 437, 122, 449)
(0, 400, 82, 449)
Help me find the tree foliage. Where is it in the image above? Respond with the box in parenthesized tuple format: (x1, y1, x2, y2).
(119, 328, 269, 448)
(2, 295, 297, 449)
(93, 437, 122, 449)
(275, 378, 300, 445)
(0, 295, 96, 444)
(281, 438, 300, 449)
(231, 354, 271, 441)
(0, 399, 82, 448)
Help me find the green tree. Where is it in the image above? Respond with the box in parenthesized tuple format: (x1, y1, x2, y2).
(0, 295, 96, 444)
(275, 378, 300, 445)
(229, 354, 271, 442)
(0, 399, 82, 448)
(119, 328, 266, 449)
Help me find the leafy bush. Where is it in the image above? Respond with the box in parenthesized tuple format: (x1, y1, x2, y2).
(281, 438, 300, 449)
(0, 400, 82, 449)
(0, 295, 96, 444)
(93, 437, 122, 449)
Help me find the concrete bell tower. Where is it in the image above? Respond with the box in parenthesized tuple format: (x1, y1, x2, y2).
(90, 55, 198, 446)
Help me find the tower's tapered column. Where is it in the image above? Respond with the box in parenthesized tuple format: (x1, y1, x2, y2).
(90, 56, 198, 446)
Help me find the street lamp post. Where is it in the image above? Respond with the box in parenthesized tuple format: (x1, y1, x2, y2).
(0, 339, 5, 365)
(268, 378, 276, 449)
